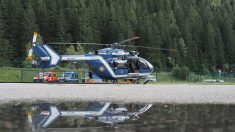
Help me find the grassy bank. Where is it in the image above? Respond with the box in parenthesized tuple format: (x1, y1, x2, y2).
(155, 72, 235, 84)
(0, 68, 22, 82)
(0, 67, 234, 84)
(0, 67, 88, 82)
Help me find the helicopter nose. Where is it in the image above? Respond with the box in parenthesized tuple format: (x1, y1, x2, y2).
(149, 63, 154, 72)
(139, 57, 154, 73)
(145, 60, 154, 72)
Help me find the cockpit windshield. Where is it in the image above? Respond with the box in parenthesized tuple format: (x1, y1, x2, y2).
(139, 59, 149, 68)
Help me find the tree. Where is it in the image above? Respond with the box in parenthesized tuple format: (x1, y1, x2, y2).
(0, 0, 234, 71)
(176, 37, 187, 66)
(35, 0, 49, 40)
(65, 44, 85, 55)
(220, 15, 235, 64)
(205, 23, 216, 69)
(19, 1, 38, 61)
(5, 0, 25, 67)
(0, 3, 11, 67)
(215, 28, 225, 69)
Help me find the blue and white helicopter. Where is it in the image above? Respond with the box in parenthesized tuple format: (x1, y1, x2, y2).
(28, 32, 175, 81)
(28, 102, 153, 129)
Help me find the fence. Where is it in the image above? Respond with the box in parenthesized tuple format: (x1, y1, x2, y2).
(0, 68, 88, 83)
(0, 68, 21, 82)
(0, 68, 234, 83)
(155, 71, 235, 83)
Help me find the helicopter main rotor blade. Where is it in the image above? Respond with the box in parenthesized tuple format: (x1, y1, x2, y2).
(48, 42, 110, 46)
(124, 45, 177, 52)
(118, 37, 140, 45)
(48, 42, 176, 51)
(48, 37, 140, 46)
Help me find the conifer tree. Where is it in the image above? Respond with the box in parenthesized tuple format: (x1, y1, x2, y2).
(0, 3, 11, 66)
(215, 28, 225, 69)
(0, 0, 234, 70)
(205, 23, 216, 69)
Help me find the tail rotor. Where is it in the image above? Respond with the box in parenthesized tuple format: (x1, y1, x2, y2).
(26, 32, 38, 61)
(26, 32, 61, 68)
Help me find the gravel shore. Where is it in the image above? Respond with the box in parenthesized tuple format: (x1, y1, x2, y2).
(0, 83, 234, 104)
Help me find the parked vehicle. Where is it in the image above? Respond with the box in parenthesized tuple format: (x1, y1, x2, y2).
(33, 72, 59, 83)
(59, 72, 79, 83)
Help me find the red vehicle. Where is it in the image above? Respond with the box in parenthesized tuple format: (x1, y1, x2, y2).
(33, 72, 59, 83)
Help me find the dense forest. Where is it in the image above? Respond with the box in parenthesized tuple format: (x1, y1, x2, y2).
(0, 0, 235, 72)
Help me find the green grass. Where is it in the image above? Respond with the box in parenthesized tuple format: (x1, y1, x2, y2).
(154, 72, 235, 84)
(0, 68, 21, 82)
(151, 81, 235, 85)
(0, 67, 234, 84)
(0, 67, 88, 82)
(155, 72, 188, 83)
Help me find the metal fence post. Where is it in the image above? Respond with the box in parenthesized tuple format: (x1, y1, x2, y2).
(171, 72, 173, 83)
(155, 68, 157, 82)
(225, 72, 227, 82)
(199, 73, 201, 82)
(20, 69, 23, 82)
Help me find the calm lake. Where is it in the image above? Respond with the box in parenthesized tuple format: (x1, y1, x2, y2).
(0, 102, 234, 132)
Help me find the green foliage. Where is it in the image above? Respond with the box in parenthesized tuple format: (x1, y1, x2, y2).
(176, 37, 187, 66)
(173, 65, 190, 80)
(65, 44, 85, 55)
(0, 0, 235, 72)
(0, 1, 11, 67)
(0, 68, 21, 82)
(229, 63, 235, 71)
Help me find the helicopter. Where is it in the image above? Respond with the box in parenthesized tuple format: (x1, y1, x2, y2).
(29, 32, 176, 81)
(27, 102, 152, 129)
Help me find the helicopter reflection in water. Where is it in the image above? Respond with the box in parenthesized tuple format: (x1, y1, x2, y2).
(27, 102, 152, 130)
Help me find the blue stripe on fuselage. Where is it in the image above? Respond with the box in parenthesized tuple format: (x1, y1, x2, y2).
(85, 54, 114, 79)
(33, 44, 49, 58)
(33, 44, 51, 68)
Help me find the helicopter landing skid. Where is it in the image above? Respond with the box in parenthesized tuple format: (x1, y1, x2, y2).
(117, 80, 137, 84)
(143, 75, 156, 84)
(115, 75, 156, 84)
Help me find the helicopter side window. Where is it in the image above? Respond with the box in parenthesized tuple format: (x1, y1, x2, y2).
(113, 59, 127, 68)
(116, 62, 127, 68)
(127, 58, 137, 73)
(111, 51, 117, 55)
(109, 61, 114, 67)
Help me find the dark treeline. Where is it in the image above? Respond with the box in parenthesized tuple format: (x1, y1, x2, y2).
(0, 0, 235, 72)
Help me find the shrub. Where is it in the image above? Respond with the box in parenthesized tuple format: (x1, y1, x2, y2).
(173, 66, 190, 80)
(229, 63, 235, 71)
(172, 66, 180, 79)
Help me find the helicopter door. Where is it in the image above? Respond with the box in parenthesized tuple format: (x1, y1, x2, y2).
(127, 58, 139, 73)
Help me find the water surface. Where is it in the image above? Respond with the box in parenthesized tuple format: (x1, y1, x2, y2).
(0, 102, 234, 132)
